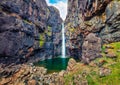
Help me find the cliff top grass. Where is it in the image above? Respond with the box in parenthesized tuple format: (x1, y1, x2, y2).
(64, 42, 120, 85)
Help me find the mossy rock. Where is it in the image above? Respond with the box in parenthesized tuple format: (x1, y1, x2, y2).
(45, 26, 52, 36)
(68, 28, 75, 32)
(39, 33, 45, 47)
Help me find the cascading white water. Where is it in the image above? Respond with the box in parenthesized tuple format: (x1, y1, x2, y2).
(62, 23, 66, 58)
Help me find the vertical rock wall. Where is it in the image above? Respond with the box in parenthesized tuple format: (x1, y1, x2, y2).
(65, 0, 120, 62)
(0, 0, 62, 64)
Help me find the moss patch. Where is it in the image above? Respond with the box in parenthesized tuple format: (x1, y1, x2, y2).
(39, 33, 45, 47)
(45, 26, 52, 36)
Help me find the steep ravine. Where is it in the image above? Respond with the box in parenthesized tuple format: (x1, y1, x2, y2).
(0, 0, 120, 85)
(65, 0, 120, 63)
(0, 0, 62, 64)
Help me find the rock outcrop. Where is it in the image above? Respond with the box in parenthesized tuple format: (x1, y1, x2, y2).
(0, 64, 65, 85)
(0, 0, 62, 64)
(65, 0, 120, 62)
(82, 33, 102, 64)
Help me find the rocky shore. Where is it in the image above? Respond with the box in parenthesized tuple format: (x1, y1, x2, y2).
(0, 63, 63, 85)
(0, 58, 88, 85)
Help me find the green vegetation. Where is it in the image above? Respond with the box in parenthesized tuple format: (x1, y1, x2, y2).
(39, 33, 45, 47)
(68, 28, 75, 32)
(45, 26, 52, 36)
(23, 19, 33, 25)
(64, 74, 74, 85)
(64, 42, 120, 85)
(39, 26, 52, 47)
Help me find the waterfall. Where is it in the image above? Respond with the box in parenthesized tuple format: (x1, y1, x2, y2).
(62, 23, 66, 58)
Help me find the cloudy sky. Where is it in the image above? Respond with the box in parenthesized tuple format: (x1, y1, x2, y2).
(46, 0, 67, 20)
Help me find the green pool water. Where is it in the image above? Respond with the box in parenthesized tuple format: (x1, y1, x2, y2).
(34, 57, 70, 73)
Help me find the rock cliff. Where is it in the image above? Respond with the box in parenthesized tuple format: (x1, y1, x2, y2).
(0, 0, 62, 64)
(65, 0, 120, 62)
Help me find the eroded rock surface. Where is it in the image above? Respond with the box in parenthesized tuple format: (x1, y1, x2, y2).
(65, 0, 120, 62)
(0, 64, 65, 85)
(0, 0, 62, 64)
(82, 33, 102, 63)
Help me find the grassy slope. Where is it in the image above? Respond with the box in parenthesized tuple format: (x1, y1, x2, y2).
(64, 42, 120, 85)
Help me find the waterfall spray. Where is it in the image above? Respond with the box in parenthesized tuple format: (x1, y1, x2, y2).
(62, 23, 66, 58)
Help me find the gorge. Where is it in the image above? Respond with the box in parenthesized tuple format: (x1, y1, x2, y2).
(0, 0, 120, 85)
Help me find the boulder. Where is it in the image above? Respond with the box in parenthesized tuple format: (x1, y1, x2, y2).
(104, 49, 109, 54)
(67, 58, 77, 71)
(73, 74, 88, 85)
(99, 67, 111, 77)
(105, 46, 114, 49)
(59, 70, 65, 77)
(28, 79, 37, 85)
(117, 50, 120, 52)
(82, 33, 102, 63)
(106, 52, 117, 58)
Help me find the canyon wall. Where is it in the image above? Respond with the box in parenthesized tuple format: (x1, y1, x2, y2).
(0, 0, 62, 64)
(65, 0, 120, 63)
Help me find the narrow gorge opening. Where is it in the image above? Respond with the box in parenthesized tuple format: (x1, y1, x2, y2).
(34, 0, 68, 73)
(34, 22, 68, 73)
(0, 0, 120, 84)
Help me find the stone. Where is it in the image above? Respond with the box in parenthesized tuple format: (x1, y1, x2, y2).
(65, 0, 120, 62)
(28, 79, 36, 85)
(105, 46, 114, 49)
(0, 0, 62, 64)
(117, 50, 120, 52)
(82, 33, 102, 63)
(104, 49, 109, 54)
(73, 74, 88, 85)
(0, 64, 50, 85)
(67, 58, 77, 71)
(59, 70, 65, 77)
(99, 67, 111, 77)
(106, 52, 117, 58)
(0, 78, 11, 85)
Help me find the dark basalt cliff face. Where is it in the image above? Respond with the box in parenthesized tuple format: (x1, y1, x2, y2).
(0, 0, 62, 64)
(65, 0, 120, 63)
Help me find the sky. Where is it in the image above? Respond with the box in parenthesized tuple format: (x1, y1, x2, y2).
(46, 0, 67, 20)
